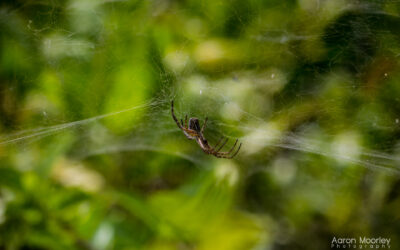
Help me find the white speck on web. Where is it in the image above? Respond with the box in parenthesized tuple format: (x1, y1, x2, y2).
(200, 89, 202, 95)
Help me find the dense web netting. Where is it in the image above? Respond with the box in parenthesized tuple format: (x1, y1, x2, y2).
(1, 1, 400, 174)
(1, 0, 400, 249)
(2, 84, 400, 174)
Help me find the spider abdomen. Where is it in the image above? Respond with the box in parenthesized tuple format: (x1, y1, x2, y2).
(188, 118, 201, 132)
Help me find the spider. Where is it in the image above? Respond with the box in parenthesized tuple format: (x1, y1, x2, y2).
(171, 100, 242, 159)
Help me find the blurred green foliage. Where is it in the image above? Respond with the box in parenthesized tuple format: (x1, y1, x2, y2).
(1, 0, 400, 249)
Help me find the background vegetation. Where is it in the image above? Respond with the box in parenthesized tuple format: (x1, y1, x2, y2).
(1, 0, 400, 249)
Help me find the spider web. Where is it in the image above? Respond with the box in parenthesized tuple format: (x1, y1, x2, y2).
(1, 0, 400, 248)
(1, 0, 400, 172)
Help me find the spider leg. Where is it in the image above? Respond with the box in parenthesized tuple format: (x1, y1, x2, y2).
(182, 129, 196, 140)
(181, 119, 184, 127)
(230, 142, 242, 158)
(214, 138, 229, 153)
(185, 115, 188, 128)
(213, 150, 232, 158)
(213, 137, 224, 149)
(201, 117, 208, 133)
(214, 142, 242, 159)
(214, 153, 231, 159)
(217, 139, 239, 155)
(171, 100, 183, 129)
